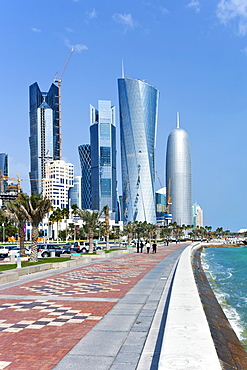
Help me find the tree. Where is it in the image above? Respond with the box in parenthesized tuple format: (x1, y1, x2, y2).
(78, 209, 99, 253)
(18, 193, 51, 262)
(61, 208, 70, 241)
(49, 208, 63, 242)
(101, 205, 110, 250)
(5, 199, 28, 257)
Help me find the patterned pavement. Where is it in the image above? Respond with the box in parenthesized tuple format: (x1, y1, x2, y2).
(0, 244, 183, 370)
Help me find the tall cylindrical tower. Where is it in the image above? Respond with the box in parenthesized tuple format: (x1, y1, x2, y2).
(118, 77, 159, 224)
(166, 117, 192, 226)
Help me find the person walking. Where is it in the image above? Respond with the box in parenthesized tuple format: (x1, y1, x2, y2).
(140, 241, 144, 253)
(146, 241, 150, 254)
(136, 241, 140, 253)
(152, 241, 157, 253)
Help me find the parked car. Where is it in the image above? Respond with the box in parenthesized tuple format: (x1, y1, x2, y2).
(8, 247, 30, 256)
(0, 245, 10, 258)
(37, 244, 71, 258)
(73, 241, 101, 253)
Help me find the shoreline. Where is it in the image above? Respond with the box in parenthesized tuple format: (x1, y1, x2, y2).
(193, 244, 247, 368)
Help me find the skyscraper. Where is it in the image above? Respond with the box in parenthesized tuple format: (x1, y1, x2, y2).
(118, 77, 159, 224)
(166, 114, 192, 226)
(0, 153, 8, 193)
(78, 144, 91, 209)
(29, 82, 60, 194)
(43, 160, 74, 209)
(90, 100, 117, 218)
(69, 176, 82, 209)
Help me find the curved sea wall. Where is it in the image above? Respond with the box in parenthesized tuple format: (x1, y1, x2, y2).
(158, 243, 247, 369)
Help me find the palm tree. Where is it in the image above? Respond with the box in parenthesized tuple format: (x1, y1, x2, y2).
(101, 205, 110, 250)
(49, 208, 63, 242)
(78, 209, 99, 253)
(5, 199, 28, 257)
(18, 193, 51, 262)
(61, 208, 70, 241)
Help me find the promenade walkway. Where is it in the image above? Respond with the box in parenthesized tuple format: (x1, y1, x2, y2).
(0, 243, 186, 370)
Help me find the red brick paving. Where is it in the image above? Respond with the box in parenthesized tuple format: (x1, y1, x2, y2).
(0, 243, 185, 369)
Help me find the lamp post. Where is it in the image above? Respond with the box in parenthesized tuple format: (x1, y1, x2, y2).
(2, 223, 4, 243)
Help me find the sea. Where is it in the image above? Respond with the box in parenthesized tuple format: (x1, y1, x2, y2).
(202, 245, 247, 350)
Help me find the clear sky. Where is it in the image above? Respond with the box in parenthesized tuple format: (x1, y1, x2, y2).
(0, 0, 246, 231)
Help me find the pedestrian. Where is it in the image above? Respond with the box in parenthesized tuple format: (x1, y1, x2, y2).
(140, 241, 144, 253)
(152, 242, 157, 253)
(146, 241, 150, 254)
(137, 241, 140, 253)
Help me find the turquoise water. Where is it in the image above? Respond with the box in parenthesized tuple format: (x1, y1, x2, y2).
(202, 246, 247, 349)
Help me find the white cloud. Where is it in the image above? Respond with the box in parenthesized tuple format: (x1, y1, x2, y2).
(187, 0, 200, 13)
(112, 13, 136, 30)
(217, 0, 247, 35)
(87, 9, 97, 20)
(66, 27, 74, 33)
(64, 38, 88, 52)
(160, 7, 169, 15)
(241, 46, 247, 54)
(31, 27, 41, 33)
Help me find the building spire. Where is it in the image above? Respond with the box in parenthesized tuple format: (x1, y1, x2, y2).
(122, 59, 125, 78)
(176, 112, 180, 128)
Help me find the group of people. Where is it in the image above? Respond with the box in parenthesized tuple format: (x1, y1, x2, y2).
(136, 240, 157, 254)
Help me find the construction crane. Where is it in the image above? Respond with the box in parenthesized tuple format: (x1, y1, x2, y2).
(54, 47, 75, 159)
(0, 175, 43, 197)
(164, 178, 172, 225)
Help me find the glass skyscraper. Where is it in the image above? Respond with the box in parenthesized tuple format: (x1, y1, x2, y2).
(90, 100, 116, 218)
(0, 153, 8, 193)
(78, 144, 91, 209)
(118, 77, 159, 224)
(166, 118, 192, 226)
(29, 82, 60, 194)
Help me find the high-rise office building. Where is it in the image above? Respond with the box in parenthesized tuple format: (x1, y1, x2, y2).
(166, 115, 192, 226)
(69, 175, 82, 209)
(78, 144, 91, 209)
(90, 100, 117, 218)
(192, 202, 203, 227)
(118, 77, 159, 224)
(29, 82, 60, 194)
(43, 160, 74, 209)
(0, 153, 8, 193)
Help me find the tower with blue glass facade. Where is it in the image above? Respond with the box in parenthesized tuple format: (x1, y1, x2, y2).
(78, 144, 91, 209)
(118, 77, 159, 224)
(29, 82, 60, 194)
(0, 153, 8, 193)
(90, 100, 116, 218)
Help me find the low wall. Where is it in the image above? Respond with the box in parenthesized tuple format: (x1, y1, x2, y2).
(158, 243, 221, 369)
(0, 249, 131, 285)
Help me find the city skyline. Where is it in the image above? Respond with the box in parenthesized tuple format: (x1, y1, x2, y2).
(1, 1, 247, 230)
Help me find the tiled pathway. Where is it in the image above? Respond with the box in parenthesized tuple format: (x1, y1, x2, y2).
(0, 244, 185, 370)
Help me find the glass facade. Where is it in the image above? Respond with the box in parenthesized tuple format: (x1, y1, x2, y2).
(69, 176, 82, 208)
(90, 100, 116, 218)
(118, 78, 159, 224)
(78, 144, 91, 209)
(29, 82, 60, 194)
(166, 127, 192, 226)
(0, 153, 8, 193)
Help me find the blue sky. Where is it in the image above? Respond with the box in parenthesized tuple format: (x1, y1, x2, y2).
(0, 0, 247, 231)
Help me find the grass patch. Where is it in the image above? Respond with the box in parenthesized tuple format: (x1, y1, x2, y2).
(0, 257, 71, 272)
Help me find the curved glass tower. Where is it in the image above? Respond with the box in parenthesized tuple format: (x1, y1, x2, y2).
(118, 77, 159, 224)
(166, 118, 192, 226)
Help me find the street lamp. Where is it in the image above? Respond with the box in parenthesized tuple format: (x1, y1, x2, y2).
(2, 223, 5, 243)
